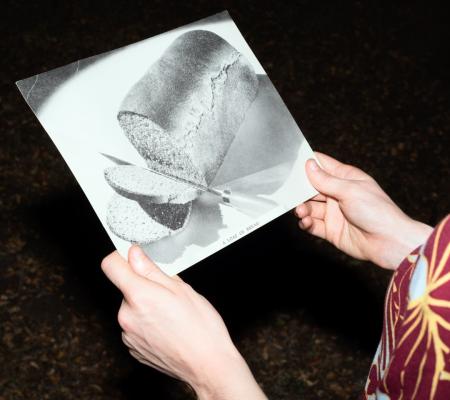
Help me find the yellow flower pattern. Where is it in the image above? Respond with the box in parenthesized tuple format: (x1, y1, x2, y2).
(364, 215, 450, 399)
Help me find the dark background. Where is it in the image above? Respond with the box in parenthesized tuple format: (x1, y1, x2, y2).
(1, 1, 449, 399)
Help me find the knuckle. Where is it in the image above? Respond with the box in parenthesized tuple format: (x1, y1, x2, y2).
(117, 307, 132, 332)
(354, 166, 367, 177)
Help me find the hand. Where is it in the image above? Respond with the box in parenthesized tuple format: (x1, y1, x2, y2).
(101, 246, 267, 400)
(295, 152, 433, 269)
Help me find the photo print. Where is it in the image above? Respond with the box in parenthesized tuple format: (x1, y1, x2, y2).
(16, 11, 317, 275)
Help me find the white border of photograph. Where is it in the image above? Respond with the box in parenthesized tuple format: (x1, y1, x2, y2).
(17, 11, 317, 275)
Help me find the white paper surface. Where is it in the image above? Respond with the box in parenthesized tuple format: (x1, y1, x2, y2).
(16, 11, 317, 275)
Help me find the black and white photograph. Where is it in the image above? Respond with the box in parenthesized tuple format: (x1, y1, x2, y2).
(16, 11, 316, 275)
(5, 2, 450, 398)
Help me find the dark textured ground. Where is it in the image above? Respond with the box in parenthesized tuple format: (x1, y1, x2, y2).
(1, 1, 450, 399)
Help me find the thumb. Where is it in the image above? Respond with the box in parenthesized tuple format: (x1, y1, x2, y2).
(306, 159, 349, 199)
(128, 245, 173, 287)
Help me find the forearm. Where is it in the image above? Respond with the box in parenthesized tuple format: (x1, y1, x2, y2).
(192, 349, 267, 400)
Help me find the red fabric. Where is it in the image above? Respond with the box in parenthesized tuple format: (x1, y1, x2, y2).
(364, 215, 450, 399)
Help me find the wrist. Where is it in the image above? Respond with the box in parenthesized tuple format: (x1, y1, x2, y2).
(191, 345, 266, 400)
(384, 215, 433, 269)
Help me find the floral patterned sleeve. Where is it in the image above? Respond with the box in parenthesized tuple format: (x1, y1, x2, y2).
(364, 215, 450, 400)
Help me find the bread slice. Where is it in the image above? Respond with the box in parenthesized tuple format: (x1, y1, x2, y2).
(118, 29, 259, 187)
(106, 194, 192, 244)
(104, 165, 199, 204)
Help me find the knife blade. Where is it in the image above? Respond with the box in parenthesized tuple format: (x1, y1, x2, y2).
(100, 152, 277, 217)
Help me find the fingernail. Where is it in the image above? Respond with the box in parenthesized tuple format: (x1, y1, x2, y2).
(308, 159, 319, 171)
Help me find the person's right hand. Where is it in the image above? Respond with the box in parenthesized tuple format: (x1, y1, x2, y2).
(295, 152, 433, 269)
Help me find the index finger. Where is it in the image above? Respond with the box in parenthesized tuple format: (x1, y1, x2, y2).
(101, 251, 146, 300)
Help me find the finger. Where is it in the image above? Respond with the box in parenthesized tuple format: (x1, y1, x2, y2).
(101, 251, 144, 300)
(306, 201, 326, 220)
(128, 349, 153, 367)
(298, 215, 312, 230)
(122, 331, 133, 348)
(295, 201, 326, 220)
(298, 217, 326, 239)
(314, 152, 345, 174)
(306, 159, 351, 199)
(315, 152, 367, 180)
(295, 203, 309, 218)
(128, 245, 174, 287)
(307, 218, 326, 239)
(296, 194, 327, 211)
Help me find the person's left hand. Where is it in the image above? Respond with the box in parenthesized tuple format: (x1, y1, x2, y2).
(101, 246, 267, 400)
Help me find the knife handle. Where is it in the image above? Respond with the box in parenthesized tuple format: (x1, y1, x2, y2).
(219, 189, 278, 218)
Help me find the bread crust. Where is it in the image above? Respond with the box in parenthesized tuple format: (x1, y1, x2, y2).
(104, 165, 199, 204)
(118, 29, 259, 186)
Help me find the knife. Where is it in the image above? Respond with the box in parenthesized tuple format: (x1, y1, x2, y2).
(101, 152, 278, 217)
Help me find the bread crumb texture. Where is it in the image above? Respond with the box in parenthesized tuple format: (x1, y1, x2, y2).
(104, 165, 199, 204)
(106, 194, 192, 244)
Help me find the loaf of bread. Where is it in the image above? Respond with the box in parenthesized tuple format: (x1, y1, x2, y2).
(104, 165, 199, 204)
(106, 194, 192, 243)
(106, 30, 259, 244)
(118, 29, 259, 186)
